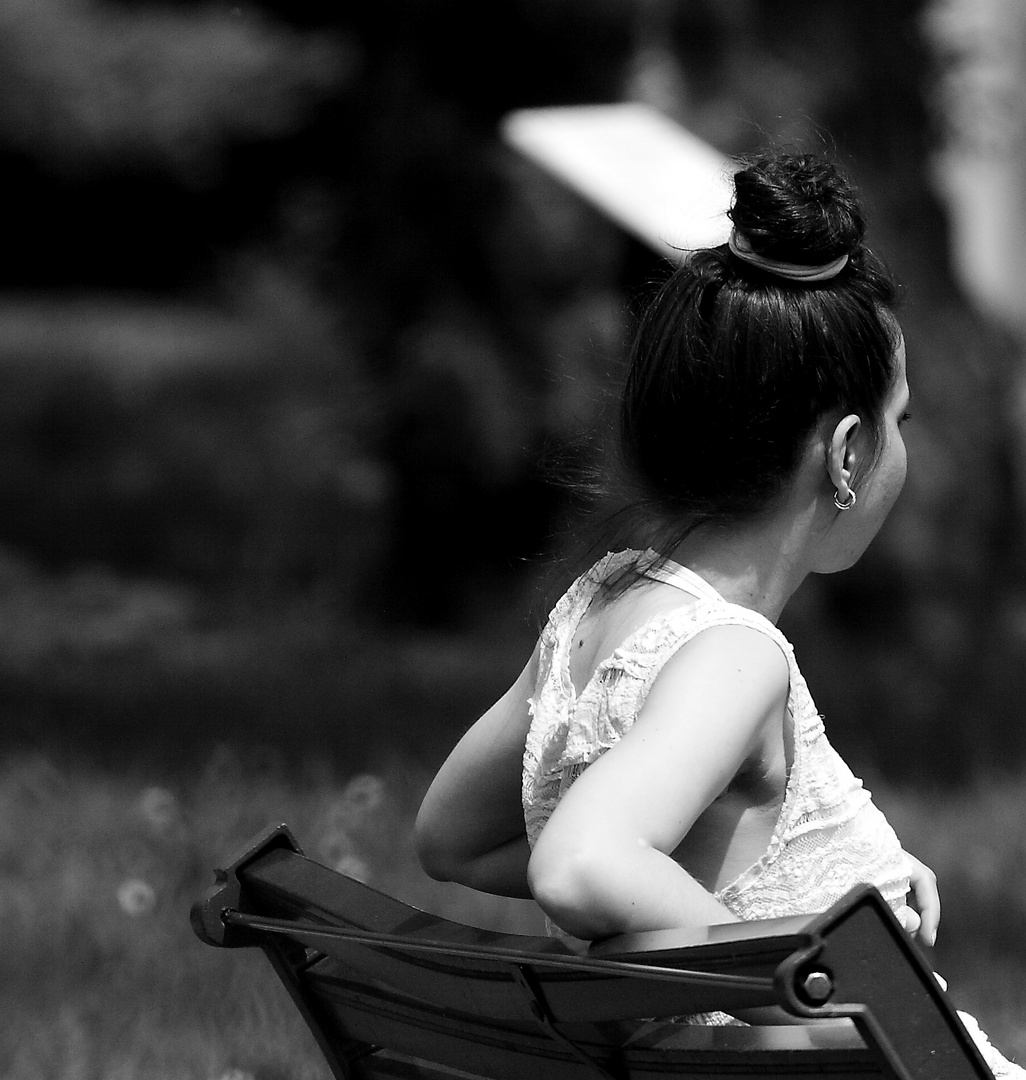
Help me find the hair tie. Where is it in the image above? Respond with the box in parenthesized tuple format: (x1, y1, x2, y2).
(728, 228, 849, 282)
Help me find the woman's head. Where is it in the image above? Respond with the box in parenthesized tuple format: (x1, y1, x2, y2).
(619, 151, 902, 535)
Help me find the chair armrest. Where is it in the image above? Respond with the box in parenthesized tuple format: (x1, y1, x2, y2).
(590, 912, 822, 957)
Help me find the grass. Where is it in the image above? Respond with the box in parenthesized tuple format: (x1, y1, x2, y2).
(3, 743, 1026, 1080)
(0, 746, 545, 1080)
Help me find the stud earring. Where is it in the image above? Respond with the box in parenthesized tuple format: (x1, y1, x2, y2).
(833, 488, 857, 511)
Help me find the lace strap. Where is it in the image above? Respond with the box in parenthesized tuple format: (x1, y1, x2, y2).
(643, 560, 725, 603)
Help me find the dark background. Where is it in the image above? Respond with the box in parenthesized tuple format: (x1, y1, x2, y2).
(0, 0, 1022, 787)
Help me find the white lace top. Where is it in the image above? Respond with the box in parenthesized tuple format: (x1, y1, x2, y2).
(522, 549, 913, 929)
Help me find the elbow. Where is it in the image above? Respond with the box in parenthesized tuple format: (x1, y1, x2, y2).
(413, 806, 456, 883)
(527, 839, 622, 941)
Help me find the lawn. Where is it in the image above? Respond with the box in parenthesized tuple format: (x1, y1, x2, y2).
(0, 746, 547, 1080)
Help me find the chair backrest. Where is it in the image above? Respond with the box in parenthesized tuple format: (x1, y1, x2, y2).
(191, 823, 995, 1080)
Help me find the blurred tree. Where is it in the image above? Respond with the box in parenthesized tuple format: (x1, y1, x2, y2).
(0, 0, 388, 617)
(0, 0, 356, 288)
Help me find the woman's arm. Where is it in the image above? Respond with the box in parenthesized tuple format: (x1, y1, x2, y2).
(527, 624, 789, 939)
(414, 645, 540, 898)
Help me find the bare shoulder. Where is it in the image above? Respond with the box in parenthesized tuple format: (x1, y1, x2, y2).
(673, 620, 789, 679)
(643, 620, 790, 727)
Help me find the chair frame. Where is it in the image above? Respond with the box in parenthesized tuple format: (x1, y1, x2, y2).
(192, 823, 995, 1080)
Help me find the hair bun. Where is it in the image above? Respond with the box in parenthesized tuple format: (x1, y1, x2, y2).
(728, 153, 865, 265)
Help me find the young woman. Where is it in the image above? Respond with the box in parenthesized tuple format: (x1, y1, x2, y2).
(415, 151, 1022, 1073)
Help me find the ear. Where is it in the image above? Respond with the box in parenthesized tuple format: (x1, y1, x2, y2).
(826, 414, 862, 502)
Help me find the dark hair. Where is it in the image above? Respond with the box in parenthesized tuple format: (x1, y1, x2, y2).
(615, 151, 901, 549)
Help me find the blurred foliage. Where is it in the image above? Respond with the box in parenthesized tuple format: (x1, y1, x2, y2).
(0, 0, 1022, 784)
(0, 0, 351, 184)
(0, 285, 385, 596)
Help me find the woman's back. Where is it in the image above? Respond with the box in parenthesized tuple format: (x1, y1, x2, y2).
(522, 550, 913, 936)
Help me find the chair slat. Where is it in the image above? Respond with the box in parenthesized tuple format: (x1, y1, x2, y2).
(240, 849, 560, 950)
(302, 966, 881, 1080)
(279, 935, 784, 1022)
(230, 850, 810, 1022)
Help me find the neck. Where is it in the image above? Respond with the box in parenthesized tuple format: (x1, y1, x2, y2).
(665, 504, 818, 622)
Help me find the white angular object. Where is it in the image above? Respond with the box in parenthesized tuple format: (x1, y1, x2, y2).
(501, 103, 734, 263)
